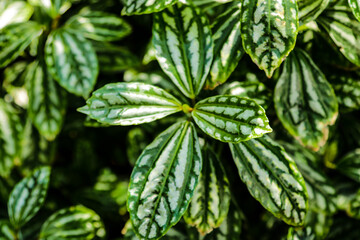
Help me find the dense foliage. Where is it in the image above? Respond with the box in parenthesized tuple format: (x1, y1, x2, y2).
(1, 0, 360, 239)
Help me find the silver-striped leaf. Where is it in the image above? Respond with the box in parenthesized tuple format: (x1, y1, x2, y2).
(274, 49, 338, 151)
(205, 3, 244, 89)
(317, 3, 360, 66)
(78, 82, 182, 126)
(0, 1, 33, 29)
(152, 3, 213, 99)
(66, 10, 132, 42)
(192, 95, 272, 143)
(241, 0, 299, 78)
(287, 227, 316, 240)
(0, 100, 23, 177)
(8, 167, 51, 228)
(26, 61, 66, 141)
(184, 147, 230, 235)
(0, 221, 16, 240)
(349, 0, 360, 21)
(39, 205, 105, 240)
(127, 121, 202, 240)
(122, 0, 178, 16)
(229, 136, 308, 226)
(45, 29, 98, 98)
(298, 0, 330, 24)
(29, 0, 71, 18)
(0, 22, 43, 68)
(335, 149, 360, 183)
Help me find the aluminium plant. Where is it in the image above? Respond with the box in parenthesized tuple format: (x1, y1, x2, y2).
(1, 0, 360, 240)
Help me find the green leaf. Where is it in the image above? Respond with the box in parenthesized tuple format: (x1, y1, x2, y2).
(241, 0, 299, 78)
(78, 82, 182, 126)
(287, 226, 316, 240)
(274, 49, 338, 151)
(298, 0, 330, 24)
(348, 0, 360, 22)
(45, 29, 99, 98)
(192, 95, 272, 143)
(39, 205, 105, 240)
(0, 22, 43, 68)
(184, 147, 231, 235)
(122, 0, 178, 16)
(25, 61, 66, 141)
(152, 3, 213, 99)
(336, 149, 360, 183)
(229, 136, 308, 226)
(66, 10, 132, 42)
(127, 121, 202, 240)
(317, 3, 360, 66)
(0, 100, 23, 177)
(205, 3, 244, 89)
(29, 0, 71, 18)
(0, 220, 16, 240)
(8, 167, 51, 228)
(0, 1, 33, 29)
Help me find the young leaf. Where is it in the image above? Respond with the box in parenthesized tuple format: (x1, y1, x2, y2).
(26, 61, 66, 141)
(78, 82, 182, 126)
(205, 3, 244, 89)
(0, 100, 23, 177)
(8, 167, 51, 228)
(192, 95, 272, 143)
(336, 149, 360, 183)
(0, 220, 16, 240)
(184, 147, 231, 235)
(0, 22, 43, 68)
(229, 136, 308, 226)
(0, 1, 33, 29)
(274, 49, 338, 151)
(45, 29, 99, 98)
(39, 205, 105, 240)
(66, 10, 132, 42)
(122, 0, 178, 16)
(241, 0, 299, 78)
(349, 0, 360, 22)
(152, 3, 213, 99)
(298, 0, 330, 24)
(29, 0, 71, 18)
(127, 121, 202, 240)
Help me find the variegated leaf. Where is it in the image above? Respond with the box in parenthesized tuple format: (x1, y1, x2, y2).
(66, 10, 132, 42)
(274, 49, 338, 151)
(45, 29, 98, 98)
(0, 100, 23, 177)
(229, 136, 308, 226)
(336, 149, 360, 183)
(298, 0, 330, 24)
(184, 147, 230, 235)
(192, 95, 272, 143)
(0, 221, 16, 240)
(287, 227, 316, 240)
(317, 4, 360, 66)
(0, 22, 43, 68)
(0, 1, 33, 29)
(127, 121, 202, 240)
(25, 61, 66, 141)
(241, 0, 299, 78)
(122, 0, 178, 16)
(205, 3, 244, 89)
(153, 4, 213, 99)
(192, 0, 232, 7)
(39, 205, 105, 240)
(8, 167, 51, 228)
(28, 0, 71, 18)
(78, 82, 182, 126)
(349, 0, 360, 22)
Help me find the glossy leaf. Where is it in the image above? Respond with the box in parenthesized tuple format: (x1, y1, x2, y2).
(336, 149, 360, 183)
(0, 22, 43, 68)
(127, 121, 202, 239)
(45, 29, 98, 98)
(206, 3, 244, 89)
(153, 4, 213, 99)
(26, 61, 66, 141)
(122, 0, 178, 16)
(66, 10, 132, 42)
(241, 0, 299, 78)
(29, 0, 71, 18)
(349, 0, 360, 21)
(184, 147, 231, 235)
(192, 95, 272, 143)
(39, 205, 105, 240)
(274, 49, 338, 151)
(287, 227, 316, 240)
(229, 136, 308, 226)
(78, 82, 182, 126)
(8, 167, 51, 228)
(0, 1, 33, 29)
(0, 100, 23, 177)
(298, 0, 330, 24)
(0, 221, 16, 240)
